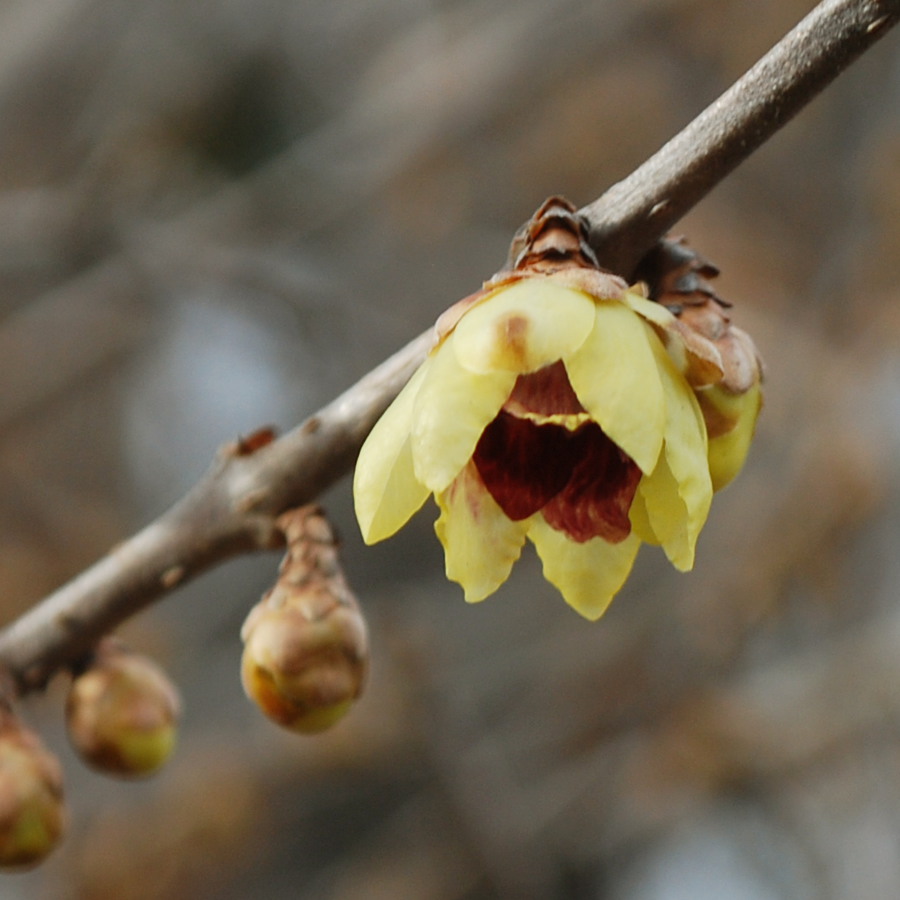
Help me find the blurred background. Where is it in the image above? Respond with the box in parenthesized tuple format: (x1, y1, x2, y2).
(1, 0, 899, 897)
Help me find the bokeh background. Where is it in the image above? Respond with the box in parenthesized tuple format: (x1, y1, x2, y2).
(1, 0, 899, 897)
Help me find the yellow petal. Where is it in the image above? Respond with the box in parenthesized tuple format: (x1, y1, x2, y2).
(703, 382, 763, 490)
(634, 452, 693, 569)
(528, 517, 641, 620)
(410, 335, 516, 493)
(622, 290, 678, 328)
(451, 278, 596, 374)
(435, 462, 529, 603)
(627, 485, 658, 545)
(625, 291, 724, 387)
(565, 303, 665, 474)
(647, 338, 713, 569)
(354, 363, 431, 544)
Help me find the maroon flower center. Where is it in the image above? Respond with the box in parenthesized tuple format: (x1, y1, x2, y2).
(472, 364, 642, 544)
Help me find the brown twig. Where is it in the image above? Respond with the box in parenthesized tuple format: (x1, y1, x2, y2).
(0, 332, 432, 692)
(580, 0, 900, 275)
(0, 0, 896, 694)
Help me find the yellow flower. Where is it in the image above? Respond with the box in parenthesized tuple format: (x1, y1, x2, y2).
(355, 268, 720, 619)
(354, 197, 761, 619)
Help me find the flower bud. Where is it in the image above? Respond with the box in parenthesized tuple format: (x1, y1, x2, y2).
(634, 237, 764, 490)
(242, 600, 368, 733)
(241, 507, 368, 733)
(0, 711, 65, 868)
(66, 641, 181, 778)
(697, 380, 763, 490)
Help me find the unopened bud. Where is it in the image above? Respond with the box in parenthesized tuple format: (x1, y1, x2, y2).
(697, 380, 763, 490)
(241, 507, 368, 733)
(0, 710, 65, 868)
(66, 641, 181, 778)
(635, 237, 764, 490)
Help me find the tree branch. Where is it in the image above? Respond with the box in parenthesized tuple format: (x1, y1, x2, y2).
(580, 0, 900, 275)
(0, 332, 433, 692)
(0, 0, 896, 694)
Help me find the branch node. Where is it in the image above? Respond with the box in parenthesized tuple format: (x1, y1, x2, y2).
(160, 566, 187, 590)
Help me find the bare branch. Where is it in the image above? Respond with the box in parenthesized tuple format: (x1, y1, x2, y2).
(0, 331, 433, 692)
(0, 0, 896, 693)
(580, 0, 900, 275)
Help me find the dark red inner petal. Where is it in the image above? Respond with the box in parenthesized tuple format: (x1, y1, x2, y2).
(473, 410, 642, 544)
(472, 412, 575, 520)
(541, 430, 642, 543)
(505, 361, 587, 417)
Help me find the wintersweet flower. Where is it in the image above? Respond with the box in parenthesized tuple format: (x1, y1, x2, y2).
(354, 198, 761, 619)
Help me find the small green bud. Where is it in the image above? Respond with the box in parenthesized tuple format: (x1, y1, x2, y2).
(0, 713, 65, 868)
(241, 595, 367, 733)
(241, 506, 368, 733)
(66, 641, 180, 778)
